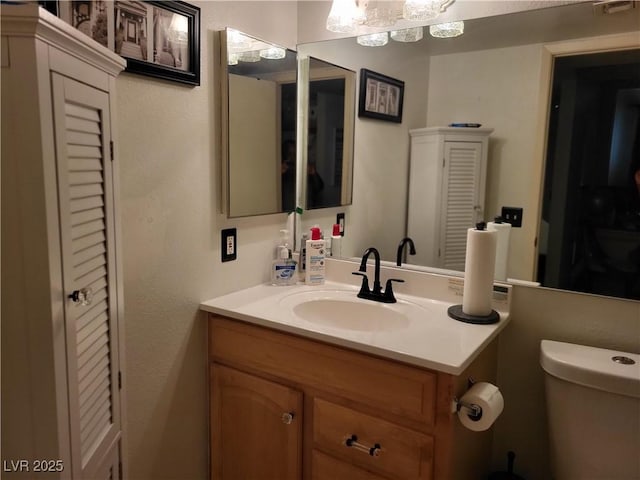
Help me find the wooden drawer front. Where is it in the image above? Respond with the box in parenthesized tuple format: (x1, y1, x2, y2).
(209, 316, 437, 427)
(311, 449, 390, 480)
(313, 398, 434, 480)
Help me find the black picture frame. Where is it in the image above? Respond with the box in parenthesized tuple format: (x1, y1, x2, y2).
(41, 0, 200, 86)
(358, 68, 404, 123)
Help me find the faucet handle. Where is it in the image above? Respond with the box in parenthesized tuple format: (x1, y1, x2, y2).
(352, 271, 371, 295)
(383, 278, 404, 303)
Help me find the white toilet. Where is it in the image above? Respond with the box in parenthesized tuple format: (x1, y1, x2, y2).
(540, 339, 640, 480)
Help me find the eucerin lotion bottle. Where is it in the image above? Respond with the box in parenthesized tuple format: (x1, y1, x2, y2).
(305, 227, 325, 285)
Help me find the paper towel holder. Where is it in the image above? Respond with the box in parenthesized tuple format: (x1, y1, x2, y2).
(447, 304, 499, 324)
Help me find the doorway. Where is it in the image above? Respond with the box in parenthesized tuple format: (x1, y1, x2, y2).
(537, 49, 640, 299)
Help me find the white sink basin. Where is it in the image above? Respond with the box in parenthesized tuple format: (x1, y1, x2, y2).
(279, 289, 428, 332)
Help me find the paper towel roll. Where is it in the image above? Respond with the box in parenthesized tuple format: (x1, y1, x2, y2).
(462, 226, 497, 316)
(457, 382, 504, 432)
(487, 221, 511, 282)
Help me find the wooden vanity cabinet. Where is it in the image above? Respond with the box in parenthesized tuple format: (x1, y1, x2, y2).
(208, 314, 497, 480)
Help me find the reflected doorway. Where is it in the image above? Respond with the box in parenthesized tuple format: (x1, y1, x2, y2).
(538, 49, 640, 300)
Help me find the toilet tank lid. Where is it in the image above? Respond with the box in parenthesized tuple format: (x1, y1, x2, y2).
(540, 340, 640, 398)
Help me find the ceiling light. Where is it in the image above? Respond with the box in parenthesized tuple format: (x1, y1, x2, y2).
(357, 32, 389, 47)
(259, 47, 286, 60)
(403, 0, 440, 21)
(390, 27, 424, 42)
(429, 20, 464, 38)
(326, 0, 361, 34)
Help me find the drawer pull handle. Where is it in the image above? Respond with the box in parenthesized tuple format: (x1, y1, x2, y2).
(345, 434, 381, 457)
(281, 412, 294, 425)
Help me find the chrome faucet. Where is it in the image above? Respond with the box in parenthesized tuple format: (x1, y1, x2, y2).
(396, 237, 416, 266)
(352, 247, 404, 303)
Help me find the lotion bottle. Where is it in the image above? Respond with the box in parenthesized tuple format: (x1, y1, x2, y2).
(305, 227, 325, 285)
(330, 223, 342, 257)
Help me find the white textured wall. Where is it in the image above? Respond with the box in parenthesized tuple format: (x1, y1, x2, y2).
(116, 2, 297, 478)
(426, 44, 544, 281)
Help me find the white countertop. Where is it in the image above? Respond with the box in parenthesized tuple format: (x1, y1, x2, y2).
(201, 261, 511, 375)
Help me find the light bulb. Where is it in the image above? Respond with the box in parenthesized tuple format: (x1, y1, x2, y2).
(357, 32, 389, 47)
(429, 20, 464, 38)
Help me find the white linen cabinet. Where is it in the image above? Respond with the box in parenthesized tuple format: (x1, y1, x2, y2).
(2, 5, 127, 479)
(407, 127, 493, 271)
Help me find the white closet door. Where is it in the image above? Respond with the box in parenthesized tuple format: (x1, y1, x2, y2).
(52, 73, 121, 480)
(439, 141, 484, 271)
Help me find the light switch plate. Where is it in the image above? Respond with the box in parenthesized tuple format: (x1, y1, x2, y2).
(501, 207, 523, 228)
(221, 228, 237, 262)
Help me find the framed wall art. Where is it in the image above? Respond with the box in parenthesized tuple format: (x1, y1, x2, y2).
(40, 0, 200, 86)
(358, 68, 404, 123)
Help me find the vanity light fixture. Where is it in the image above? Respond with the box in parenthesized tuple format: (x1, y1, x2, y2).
(429, 20, 464, 38)
(390, 26, 424, 42)
(259, 46, 286, 60)
(357, 32, 389, 47)
(326, 0, 455, 33)
(326, 0, 364, 34)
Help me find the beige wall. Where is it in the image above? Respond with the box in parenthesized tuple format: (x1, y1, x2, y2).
(116, 2, 297, 478)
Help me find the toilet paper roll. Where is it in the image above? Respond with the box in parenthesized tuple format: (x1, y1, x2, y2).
(457, 382, 504, 432)
(462, 227, 497, 316)
(487, 221, 511, 282)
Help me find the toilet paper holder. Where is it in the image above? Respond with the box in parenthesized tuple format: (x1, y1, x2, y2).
(453, 377, 483, 420)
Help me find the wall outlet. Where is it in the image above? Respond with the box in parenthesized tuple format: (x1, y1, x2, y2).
(221, 228, 237, 262)
(501, 207, 523, 228)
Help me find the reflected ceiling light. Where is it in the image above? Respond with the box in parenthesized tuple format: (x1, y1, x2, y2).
(403, 0, 440, 21)
(237, 50, 261, 62)
(357, 32, 389, 47)
(429, 20, 464, 38)
(390, 26, 424, 42)
(227, 28, 251, 50)
(259, 47, 286, 60)
(227, 52, 239, 65)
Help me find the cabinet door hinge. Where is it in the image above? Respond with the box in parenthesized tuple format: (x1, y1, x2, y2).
(118, 461, 123, 479)
(442, 157, 445, 167)
(438, 248, 441, 257)
(110, 141, 114, 162)
(118, 371, 122, 390)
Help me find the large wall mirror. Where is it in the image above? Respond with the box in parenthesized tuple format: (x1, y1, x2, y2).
(297, 2, 639, 300)
(222, 28, 297, 218)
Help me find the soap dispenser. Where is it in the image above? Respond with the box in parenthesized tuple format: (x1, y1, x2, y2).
(271, 230, 296, 286)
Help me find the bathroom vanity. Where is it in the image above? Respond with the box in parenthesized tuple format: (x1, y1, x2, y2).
(202, 260, 510, 480)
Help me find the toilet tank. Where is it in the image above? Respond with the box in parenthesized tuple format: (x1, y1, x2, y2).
(540, 340, 640, 480)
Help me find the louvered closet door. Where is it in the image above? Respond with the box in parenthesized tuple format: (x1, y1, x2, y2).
(52, 73, 121, 480)
(439, 141, 484, 271)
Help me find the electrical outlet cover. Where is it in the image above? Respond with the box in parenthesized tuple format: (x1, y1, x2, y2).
(501, 207, 523, 228)
(221, 228, 237, 262)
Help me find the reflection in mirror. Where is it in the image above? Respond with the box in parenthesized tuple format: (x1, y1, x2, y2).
(304, 57, 356, 210)
(224, 28, 297, 217)
(296, 2, 639, 300)
(538, 49, 640, 300)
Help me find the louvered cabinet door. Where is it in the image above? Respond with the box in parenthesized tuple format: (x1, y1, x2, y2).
(439, 141, 484, 271)
(52, 73, 121, 479)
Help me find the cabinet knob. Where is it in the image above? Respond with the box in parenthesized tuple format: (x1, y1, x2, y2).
(69, 287, 93, 306)
(281, 412, 294, 425)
